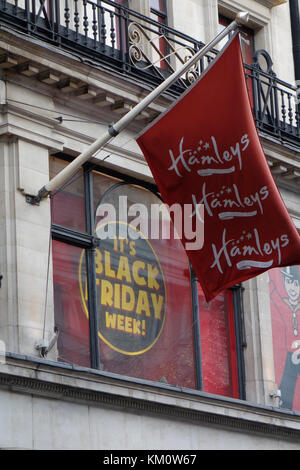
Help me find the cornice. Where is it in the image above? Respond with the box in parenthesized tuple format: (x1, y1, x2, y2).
(260, 134, 300, 192)
(218, 0, 270, 27)
(256, 0, 287, 8)
(0, 19, 299, 188)
(0, 355, 300, 445)
(0, 25, 169, 118)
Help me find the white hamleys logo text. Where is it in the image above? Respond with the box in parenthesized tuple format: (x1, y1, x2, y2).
(210, 228, 289, 274)
(191, 182, 270, 223)
(168, 134, 250, 177)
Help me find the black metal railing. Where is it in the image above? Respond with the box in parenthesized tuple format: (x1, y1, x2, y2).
(0, 0, 299, 146)
(245, 50, 300, 145)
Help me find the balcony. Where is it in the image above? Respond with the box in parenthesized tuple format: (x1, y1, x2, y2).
(0, 0, 299, 148)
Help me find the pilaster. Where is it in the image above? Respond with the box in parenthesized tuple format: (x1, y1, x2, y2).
(0, 135, 57, 360)
(243, 274, 278, 407)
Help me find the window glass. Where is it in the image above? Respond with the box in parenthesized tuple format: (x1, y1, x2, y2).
(150, 0, 166, 13)
(50, 157, 86, 232)
(218, 16, 254, 65)
(91, 171, 196, 388)
(113, 0, 128, 51)
(73, 0, 128, 51)
(218, 16, 254, 106)
(50, 160, 243, 397)
(198, 286, 239, 398)
(53, 240, 91, 367)
(92, 170, 124, 209)
(269, 266, 300, 412)
(150, 0, 167, 70)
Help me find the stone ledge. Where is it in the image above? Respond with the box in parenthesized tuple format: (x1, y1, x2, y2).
(257, 0, 287, 7)
(0, 353, 299, 444)
(0, 26, 165, 123)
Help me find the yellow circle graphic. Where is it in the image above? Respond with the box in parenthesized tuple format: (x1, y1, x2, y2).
(79, 221, 166, 355)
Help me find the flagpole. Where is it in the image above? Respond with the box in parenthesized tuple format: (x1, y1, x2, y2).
(30, 11, 249, 204)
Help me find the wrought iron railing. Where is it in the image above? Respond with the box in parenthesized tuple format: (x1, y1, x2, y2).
(245, 51, 300, 145)
(0, 0, 299, 146)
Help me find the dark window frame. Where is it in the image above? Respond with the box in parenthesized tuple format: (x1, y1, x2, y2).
(150, 0, 168, 23)
(51, 155, 246, 397)
(150, 0, 169, 70)
(218, 14, 255, 64)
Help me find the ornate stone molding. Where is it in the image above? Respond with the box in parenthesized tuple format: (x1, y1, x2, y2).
(0, 357, 299, 444)
(0, 27, 162, 124)
(256, 0, 287, 8)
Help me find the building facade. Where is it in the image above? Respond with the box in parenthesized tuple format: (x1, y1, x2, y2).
(0, 0, 299, 450)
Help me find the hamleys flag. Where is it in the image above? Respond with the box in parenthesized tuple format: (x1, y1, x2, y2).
(137, 33, 300, 302)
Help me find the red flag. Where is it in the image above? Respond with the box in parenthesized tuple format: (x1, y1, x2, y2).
(137, 33, 300, 302)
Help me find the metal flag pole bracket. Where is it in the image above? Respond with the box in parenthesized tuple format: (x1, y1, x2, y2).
(108, 123, 120, 137)
(27, 11, 249, 205)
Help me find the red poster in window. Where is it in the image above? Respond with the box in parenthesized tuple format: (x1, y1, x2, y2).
(52, 240, 91, 368)
(269, 266, 300, 411)
(137, 33, 300, 302)
(81, 220, 196, 389)
(52, 187, 196, 389)
(198, 287, 239, 398)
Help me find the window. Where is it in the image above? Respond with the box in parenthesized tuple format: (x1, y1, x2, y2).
(150, 0, 168, 70)
(150, 0, 167, 24)
(218, 15, 254, 106)
(50, 157, 86, 233)
(269, 266, 300, 412)
(50, 156, 245, 397)
(218, 15, 254, 65)
(113, 0, 128, 51)
(53, 241, 91, 367)
(198, 287, 240, 398)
